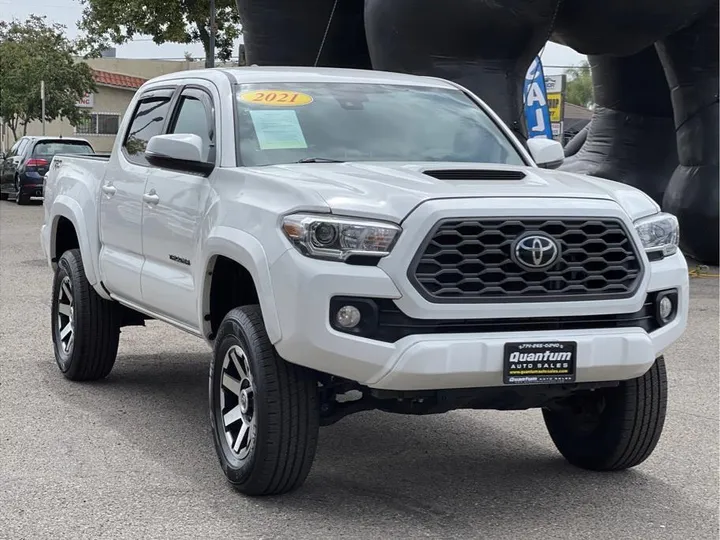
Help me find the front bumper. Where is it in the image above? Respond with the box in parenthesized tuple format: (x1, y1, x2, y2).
(269, 248, 689, 391)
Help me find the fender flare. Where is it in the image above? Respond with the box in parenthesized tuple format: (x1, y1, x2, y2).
(49, 196, 103, 292)
(201, 226, 282, 344)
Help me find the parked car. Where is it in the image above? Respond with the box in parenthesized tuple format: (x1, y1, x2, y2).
(0, 136, 94, 204)
(41, 67, 688, 496)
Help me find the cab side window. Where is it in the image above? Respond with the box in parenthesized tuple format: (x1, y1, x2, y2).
(123, 95, 173, 165)
(7, 139, 22, 157)
(15, 139, 29, 158)
(168, 90, 215, 163)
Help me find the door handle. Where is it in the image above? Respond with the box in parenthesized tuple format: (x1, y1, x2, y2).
(143, 189, 160, 205)
(101, 183, 116, 196)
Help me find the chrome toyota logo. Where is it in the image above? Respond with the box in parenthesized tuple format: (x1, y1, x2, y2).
(513, 233, 560, 270)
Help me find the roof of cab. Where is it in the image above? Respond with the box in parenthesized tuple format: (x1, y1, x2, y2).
(144, 66, 457, 89)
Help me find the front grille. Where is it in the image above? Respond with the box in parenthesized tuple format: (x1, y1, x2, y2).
(409, 218, 643, 303)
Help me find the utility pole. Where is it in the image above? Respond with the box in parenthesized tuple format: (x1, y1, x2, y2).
(208, 0, 216, 68)
(41, 80, 46, 135)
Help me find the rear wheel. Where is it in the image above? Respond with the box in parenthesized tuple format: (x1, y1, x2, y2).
(14, 178, 29, 205)
(51, 248, 121, 380)
(209, 305, 319, 496)
(543, 356, 667, 471)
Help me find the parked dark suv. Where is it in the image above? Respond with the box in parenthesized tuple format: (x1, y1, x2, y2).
(0, 137, 94, 204)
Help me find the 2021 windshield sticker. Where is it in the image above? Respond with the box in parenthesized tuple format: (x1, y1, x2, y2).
(239, 90, 314, 107)
(249, 110, 308, 150)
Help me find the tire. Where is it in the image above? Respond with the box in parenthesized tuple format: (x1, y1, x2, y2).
(14, 180, 28, 205)
(543, 356, 667, 471)
(209, 305, 319, 496)
(0, 191, 8, 201)
(51, 248, 121, 381)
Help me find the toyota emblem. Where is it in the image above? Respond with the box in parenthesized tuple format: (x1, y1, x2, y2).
(512, 233, 560, 270)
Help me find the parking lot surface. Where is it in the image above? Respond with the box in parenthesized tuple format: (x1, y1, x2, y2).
(1, 201, 718, 539)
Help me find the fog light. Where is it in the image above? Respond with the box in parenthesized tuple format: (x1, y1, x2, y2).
(659, 295, 673, 322)
(336, 305, 361, 328)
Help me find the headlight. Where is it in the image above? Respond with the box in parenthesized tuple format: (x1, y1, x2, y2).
(282, 213, 401, 261)
(634, 212, 679, 258)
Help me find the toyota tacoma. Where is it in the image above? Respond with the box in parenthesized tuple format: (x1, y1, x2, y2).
(41, 66, 688, 496)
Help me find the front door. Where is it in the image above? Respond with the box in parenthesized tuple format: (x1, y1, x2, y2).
(98, 88, 176, 304)
(1, 139, 26, 193)
(140, 86, 216, 328)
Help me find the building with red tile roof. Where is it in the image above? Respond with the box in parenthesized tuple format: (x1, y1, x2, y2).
(2, 59, 203, 153)
(92, 69, 148, 91)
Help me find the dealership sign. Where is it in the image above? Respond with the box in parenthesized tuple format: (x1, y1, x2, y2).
(76, 93, 94, 108)
(544, 74, 566, 93)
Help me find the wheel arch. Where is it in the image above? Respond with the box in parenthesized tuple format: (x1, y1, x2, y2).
(201, 227, 282, 344)
(49, 197, 103, 293)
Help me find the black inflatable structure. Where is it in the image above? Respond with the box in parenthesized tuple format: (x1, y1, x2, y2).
(236, 0, 719, 264)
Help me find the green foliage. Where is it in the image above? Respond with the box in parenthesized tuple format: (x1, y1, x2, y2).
(565, 60, 594, 109)
(78, 0, 242, 66)
(0, 16, 96, 138)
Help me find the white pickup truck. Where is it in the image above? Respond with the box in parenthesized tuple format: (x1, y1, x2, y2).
(41, 66, 688, 496)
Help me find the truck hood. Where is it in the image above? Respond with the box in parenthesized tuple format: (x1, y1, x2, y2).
(250, 162, 660, 223)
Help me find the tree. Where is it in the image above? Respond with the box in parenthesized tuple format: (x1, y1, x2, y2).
(0, 16, 96, 140)
(565, 60, 594, 109)
(78, 0, 242, 67)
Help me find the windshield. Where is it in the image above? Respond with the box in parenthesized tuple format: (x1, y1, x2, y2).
(32, 141, 94, 158)
(234, 82, 526, 167)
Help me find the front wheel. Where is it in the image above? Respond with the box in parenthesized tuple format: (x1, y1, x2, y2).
(209, 305, 319, 496)
(543, 356, 667, 471)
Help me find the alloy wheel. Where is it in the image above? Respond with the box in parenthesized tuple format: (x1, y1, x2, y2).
(56, 275, 75, 355)
(219, 344, 256, 459)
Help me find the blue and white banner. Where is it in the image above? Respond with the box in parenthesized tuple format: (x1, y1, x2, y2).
(523, 56, 553, 139)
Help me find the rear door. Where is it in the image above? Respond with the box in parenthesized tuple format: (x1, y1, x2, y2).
(98, 87, 176, 303)
(140, 85, 216, 327)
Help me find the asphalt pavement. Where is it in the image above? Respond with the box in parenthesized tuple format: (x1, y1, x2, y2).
(1, 201, 718, 540)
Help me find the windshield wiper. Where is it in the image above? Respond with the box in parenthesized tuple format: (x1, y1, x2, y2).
(296, 157, 345, 163)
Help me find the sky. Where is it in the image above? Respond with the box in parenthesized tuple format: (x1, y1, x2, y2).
(1, 0, 587, 75)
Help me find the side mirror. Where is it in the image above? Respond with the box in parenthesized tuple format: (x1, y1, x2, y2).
(527, 138, 564, 169)
(145, 134, 214, 175)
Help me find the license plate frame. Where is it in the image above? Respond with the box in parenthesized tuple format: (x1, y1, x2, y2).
(503, 341, 577, 385)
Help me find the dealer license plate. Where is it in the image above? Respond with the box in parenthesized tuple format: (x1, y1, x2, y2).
(503, 341, 577, 385)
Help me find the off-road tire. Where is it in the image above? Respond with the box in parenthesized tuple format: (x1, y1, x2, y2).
(543, 356, 667, 471)
(209, 305, 319, 496)
(51, 248, 120, 380)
